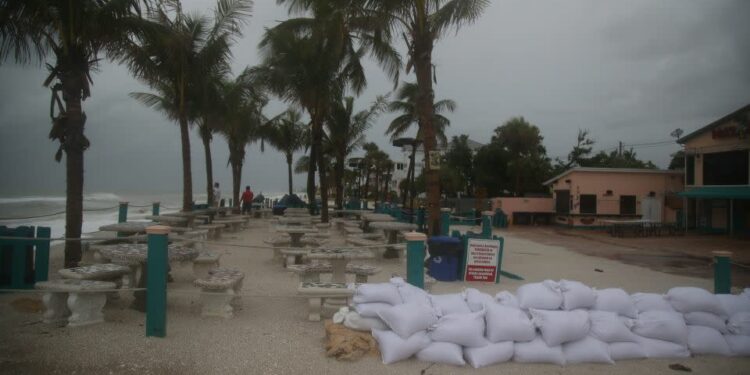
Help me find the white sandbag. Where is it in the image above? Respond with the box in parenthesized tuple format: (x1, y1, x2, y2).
(416, 342, 466, 366)
(430, 293, 472, 316)
(391, 277, 432, 306)
(464, 340, 514, 368)
(686, 325, 731, 356)
(343, 311, 388, 331)
(629, 310, 688, 345)
(609, 342, 647, 360)
(429, 311, 487, 348)
(666, 287, 725, 316)
(559, 279, 596, 310)
(485, 303, 536, 343)
(516, 280, 563, 310)
(495, 290, 520, 308)
(353, 283, 402, 305)
(563, 336, 614, 364)
(717, 294, 750, 317)
(639, 337, 690, 358)
(378, 303, 438, 339)
(684, 311, 728, 334)
(589, 310, 638, 343)
(724, 334, 750, 356)
(594, 288, 637, 318)
(513, 336, 566, 365)
(354, 302, 392, 318)
(465, 288, 495, 312)
(631, 292, 675, 313)
(372, 329, 431, 364)
(727, 311, 750, 335)
(530, 309, 590, 346)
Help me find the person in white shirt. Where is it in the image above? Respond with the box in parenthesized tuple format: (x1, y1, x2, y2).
(213, 182, 221, 207)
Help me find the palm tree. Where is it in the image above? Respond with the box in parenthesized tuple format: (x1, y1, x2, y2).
(264, 109, 309, 195)
(0, 0, 150, 267)
(325, 96, 386, 209)
(121, 0, 251, 211)
(360, 142, 380, 203)
(375, 0, 489, 234)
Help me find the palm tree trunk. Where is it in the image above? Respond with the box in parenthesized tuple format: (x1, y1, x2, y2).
(201, 131, 214, 206)
(414, 35, 439, 234)
(231, 157, 241, 214)
(363, 168, 371, 205)
(409, 146, 417, 210)
(179, 115, 193, 211)
(307, 115, 320, 214)
(373, 170, 380, 204)
(319, 156, 329, 223)
(335, 156, 345, 210)
(286, 153, 294, 196)
(61, 77, 84, 267)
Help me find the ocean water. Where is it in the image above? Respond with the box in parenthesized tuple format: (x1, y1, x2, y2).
(0, 191, 287, 239)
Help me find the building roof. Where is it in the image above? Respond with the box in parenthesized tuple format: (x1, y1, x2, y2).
(677, 103, 750, 144)
(543, 167, 683, 186)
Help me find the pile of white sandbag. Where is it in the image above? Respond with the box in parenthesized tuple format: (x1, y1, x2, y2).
(349, 278, 750, 367)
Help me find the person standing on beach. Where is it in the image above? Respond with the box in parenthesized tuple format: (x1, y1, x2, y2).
(213, 182, 221, 207)
(241, 186, 254, 215)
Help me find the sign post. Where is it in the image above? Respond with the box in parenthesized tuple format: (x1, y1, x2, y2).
(464, 238, 503, 283)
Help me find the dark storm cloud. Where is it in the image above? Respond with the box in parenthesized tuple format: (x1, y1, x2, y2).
(0, 0, 748, 196)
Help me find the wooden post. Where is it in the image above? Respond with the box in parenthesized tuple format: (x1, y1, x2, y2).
(440, 208, 451, 236)
(405, 231, 426, 289)
(34, 227, 51, 282)
(481, 211, 493, 238)
(713, 251, 732, 294)
(152, 202, 160, 216)
(146, 225, 169, 338)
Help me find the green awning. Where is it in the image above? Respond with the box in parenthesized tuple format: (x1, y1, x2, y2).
(679, 186, 750, 199)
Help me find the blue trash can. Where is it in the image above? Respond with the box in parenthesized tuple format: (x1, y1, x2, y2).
(427, 236, 463, 282)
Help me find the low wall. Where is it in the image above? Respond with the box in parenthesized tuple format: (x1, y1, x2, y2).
(490, 197, 555, 225)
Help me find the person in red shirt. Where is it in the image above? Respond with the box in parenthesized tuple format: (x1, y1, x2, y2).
(241, 186, 254, 215)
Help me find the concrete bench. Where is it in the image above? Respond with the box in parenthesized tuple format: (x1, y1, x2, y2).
(280, 248, 308, 267)
(195, 215, 211, 225)
(36, 279, 116, 327)
(347, 233, 385, 241)
(212, 218, 244, 232)
(342, 226, 364, 235)
(58, 263, 130, 300)
(194, 268, 245, 318)
(287, 263, 380, 283)
(196, 223, 225, 240)
(297, 282, 354, 321)
(345, 237, 385, 257)
(193, 252, 221, 279)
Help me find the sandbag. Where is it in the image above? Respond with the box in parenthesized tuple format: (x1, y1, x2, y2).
(589, 310, 638, 343)
(563, 336, 614, 364)
(687, 325, 731, 356)
(629, 310, 688, 345)
(559, 279, 596, 310)
(727, 311, 750, 335)
(378, 303, 438, 339)
(684, 311, 728, 334)
(516, 280, 563, 310)
(631, 292, 675, 313)
(594, 288, 637, 318)
(354, 302, 392, 319)
(609, 342, 647, 361)
(495, 290, 520, 308)
(717, 294, 750, 317)
(513, 336, 566, 365)
(724, 334, 750, 356)
(666, 287, 725, 316)
(416, 342, 466, 366)
(429, 311, 487, 348)
(372, 329, 431, 364)
(391, 277, 432, 306)
(430, 293, 472, 316)
(465, 288, 494, 312)
(344, 312, 388, 332)
(485, 303, 536, 343)
(530, 309, 590, 346)
(464, 340, 514, 368)
(639, 337, 690, 358)
(354, 283, 402, 305)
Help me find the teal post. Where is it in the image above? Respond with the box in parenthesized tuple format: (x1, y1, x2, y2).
(145, 225, 169, 337)
(481, 211, 493, 238)
(713, 251, 732, 294)
(440, 208, 451, 236)
(118, 202, 128, 237)
(417, 206, 426, 232)
(152, 202, 160, 216)
(405, 232, 427, 289)
(34, 227, 51, 282)
(11, 242, 25, 289)
(470, 208, 477, 225)
(395, 206, 403, 222)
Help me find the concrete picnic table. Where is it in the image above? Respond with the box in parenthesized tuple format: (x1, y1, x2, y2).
(99, 221, 153, 235)
(332, 209, 368, 219)
(277, 216, 314, 226)
(275, 225, 318, 247)
(306, 248, 373, 283)
(145, 215, 189, 226)
(212, 217, 245, 232)
(369, 221, 415, 258)
(360, 213, 395, 231)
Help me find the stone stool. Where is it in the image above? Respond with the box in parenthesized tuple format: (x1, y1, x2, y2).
(36, 279, 116, 327)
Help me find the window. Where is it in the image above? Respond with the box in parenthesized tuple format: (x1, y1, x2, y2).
(580, 194, 597, 214)
(620, 195, 636, 215)
(686, 155, 695, 185)
(703, 150, 749, 185)
(555, 190, 570, 214)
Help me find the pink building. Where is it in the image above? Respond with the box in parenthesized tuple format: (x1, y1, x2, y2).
(490, 197, 554, 225)
(543, 168, 684, 227)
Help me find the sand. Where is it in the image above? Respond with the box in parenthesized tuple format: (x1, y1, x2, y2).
(1, 218, 750, 374)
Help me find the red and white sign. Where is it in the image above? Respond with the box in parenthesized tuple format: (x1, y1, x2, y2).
(464, 238, 500, 283)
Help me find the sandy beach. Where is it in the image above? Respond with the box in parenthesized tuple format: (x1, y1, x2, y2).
(1, 217, 750, 374)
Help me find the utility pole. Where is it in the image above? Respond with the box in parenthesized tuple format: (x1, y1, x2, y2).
(618, 141, 623, 156)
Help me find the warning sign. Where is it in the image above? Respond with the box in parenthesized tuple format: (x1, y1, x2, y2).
(464, 238, 501, 283)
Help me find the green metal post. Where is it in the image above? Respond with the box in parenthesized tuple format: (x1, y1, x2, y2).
(417, 206, 426, 233)
(405, 232, 426, 289)
(481, 211, 493, 238)
(11, 242, 25, 289)
(440, 208, 451, 236)
(152, 202, 160, 216)
(34, 227, 51, 282)
(713, 251, 732, 294)
(470, 208, 477, 225)
(145, 225, 169, 338)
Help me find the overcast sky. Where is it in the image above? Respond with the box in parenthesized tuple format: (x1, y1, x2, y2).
(0, 0, 748, 197)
